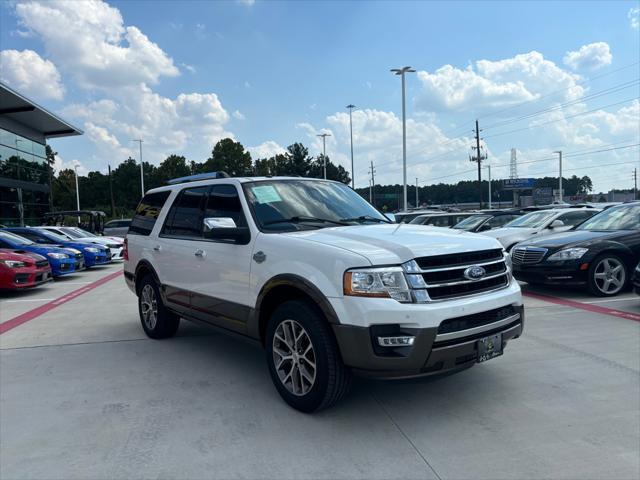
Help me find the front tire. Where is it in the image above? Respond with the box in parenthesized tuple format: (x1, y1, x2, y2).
(138, 275, 180, 338)
(266, 300, 351, 413)
(587, 254, 627, 297)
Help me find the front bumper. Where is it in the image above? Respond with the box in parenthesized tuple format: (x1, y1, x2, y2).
(0, 266, 52, 290)
(513, 260, 588, 286)
(333, 305, 523, 378)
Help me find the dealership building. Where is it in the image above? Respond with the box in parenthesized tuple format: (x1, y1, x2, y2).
(0, 82, 82, 226)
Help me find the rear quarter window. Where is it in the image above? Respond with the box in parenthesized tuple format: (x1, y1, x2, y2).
(128, 191, 171, 236)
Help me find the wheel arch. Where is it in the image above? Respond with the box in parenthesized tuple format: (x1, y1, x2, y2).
(134, 260, 161, 296)
(252, 274, 340, 346)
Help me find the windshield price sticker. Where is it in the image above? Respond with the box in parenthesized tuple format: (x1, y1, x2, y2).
(252, 185, 282, 204)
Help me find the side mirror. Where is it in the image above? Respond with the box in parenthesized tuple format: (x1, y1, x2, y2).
(549, 219, 564, 228)
(203, 217, 250, 244)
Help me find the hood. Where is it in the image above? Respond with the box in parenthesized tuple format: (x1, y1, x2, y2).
(283, 224, 503, 265)
(481, 227, 537, 239)
(516, 229, 635, 249)
(0, 249, 44, 263)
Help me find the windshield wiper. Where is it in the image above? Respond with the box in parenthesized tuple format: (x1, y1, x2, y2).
(263, 216, 349, 227)
(340, 215, 392, 224)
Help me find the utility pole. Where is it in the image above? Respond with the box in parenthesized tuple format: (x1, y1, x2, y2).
(316, 133, 331, 179)
(368, 161, 376, 206)
(346, 104, 356, 189)
(469, 120, 486, 209)
(108, 164, 116, 217)
(74, 164, 80, 224)
(554, 150, 563, 203)
(132, 139, 144, 197)
(391, 66, 415, 211)
(487, 165, 492, 209)
(369, 179, 372, 204)
(415, 177, 419, 207)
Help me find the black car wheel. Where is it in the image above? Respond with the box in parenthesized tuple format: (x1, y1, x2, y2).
(587, 254, 627, 297)
(138, 275, 180, 338)
(265, 300, 351, 413)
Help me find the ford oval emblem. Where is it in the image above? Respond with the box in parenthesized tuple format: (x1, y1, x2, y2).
(464, 265, 486, 281)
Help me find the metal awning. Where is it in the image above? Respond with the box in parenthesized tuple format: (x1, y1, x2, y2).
(0, 82, 83, 138)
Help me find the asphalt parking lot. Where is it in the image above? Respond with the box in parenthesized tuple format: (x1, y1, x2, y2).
(1, 263, 639, 480)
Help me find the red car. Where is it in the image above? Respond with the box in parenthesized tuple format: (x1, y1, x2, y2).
(0, 249, 52, 290)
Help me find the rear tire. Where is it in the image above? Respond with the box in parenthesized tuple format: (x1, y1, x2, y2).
(138, 275, 180, 338)
(265, 300, 351, 413)
(587, 254, 627, 297)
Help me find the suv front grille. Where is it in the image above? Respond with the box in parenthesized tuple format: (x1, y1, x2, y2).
(413, 249, 509, 301)
(512, 247, 547, 265)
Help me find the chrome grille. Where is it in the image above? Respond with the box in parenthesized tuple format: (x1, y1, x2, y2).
(411, 249, 510, 301)
(512, 247, 547, 265)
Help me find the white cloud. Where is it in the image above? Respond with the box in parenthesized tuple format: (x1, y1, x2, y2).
(232, 110, 245, 120)
(244, 81, 251, 88)
(629, 7, 639, 29)
(416, 51, 583, 112)
(247, 141, 286, 159)
(181, 63, 196, 74)
(237, 0, 256, 5)
(563, 42, 612, 71)
(14, 0, 179, 91)
(0, 49, 64, 100)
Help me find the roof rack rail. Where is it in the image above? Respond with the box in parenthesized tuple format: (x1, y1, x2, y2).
(167, 171, 230, 185)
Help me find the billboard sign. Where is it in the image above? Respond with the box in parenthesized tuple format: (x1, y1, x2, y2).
(502, 178, 534, 190)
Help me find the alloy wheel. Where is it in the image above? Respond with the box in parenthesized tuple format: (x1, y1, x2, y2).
(272, 319, 317, 396)
(141, 284, 158, 330)
(593, 257, 625, 295)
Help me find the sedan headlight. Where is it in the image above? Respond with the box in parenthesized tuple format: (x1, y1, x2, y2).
(84, 247, 99, 253)
(67, 248, 82, 255)
(0, 260, 27, 268)
(47, 252, 69, 259)
(343, 267, 412, 302)
(547, 247, 588, 261)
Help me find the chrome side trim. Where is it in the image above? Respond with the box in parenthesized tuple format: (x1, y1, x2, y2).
(435, 313, 521, 342)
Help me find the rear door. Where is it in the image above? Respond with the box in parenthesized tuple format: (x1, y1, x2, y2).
(188, 184, 254, 333)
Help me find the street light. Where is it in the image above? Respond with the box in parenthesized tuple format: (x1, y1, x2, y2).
(317, 133, 331, 179)
(132, 139, 145, 197)
(553, 150, 563, 203)
(391, 66, 415, 211)
(486, 164, 492, 209)
(346, 104, 356, 189)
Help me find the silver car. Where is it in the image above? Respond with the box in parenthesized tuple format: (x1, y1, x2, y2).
(103, 219, 131, 238)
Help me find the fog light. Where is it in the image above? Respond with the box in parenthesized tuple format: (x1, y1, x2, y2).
(377, 336, 415, 347)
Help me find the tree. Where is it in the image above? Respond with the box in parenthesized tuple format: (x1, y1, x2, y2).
(153, 155, 192, 185)
(203, 138, 252, 176)
(285, 143, 312, 176)
(308, 154, 351, 184)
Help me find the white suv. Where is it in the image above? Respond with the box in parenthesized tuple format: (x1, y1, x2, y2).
(124, 174, 524, 412)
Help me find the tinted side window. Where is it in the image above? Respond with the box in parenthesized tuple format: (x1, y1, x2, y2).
(12, 231, 42, 242)
(162, 187, 208, 238)
(204, 185, 247, 227)
(489, 215, 515, 228)
(559, 211, 594, 227)
(129, 191, 171, 236)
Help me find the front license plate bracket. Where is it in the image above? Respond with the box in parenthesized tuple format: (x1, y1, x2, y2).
(477, 333, 503, 363)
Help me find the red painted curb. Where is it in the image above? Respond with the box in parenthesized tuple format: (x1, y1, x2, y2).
(0, 270, 124, 335)
(523, 291, 640, 322)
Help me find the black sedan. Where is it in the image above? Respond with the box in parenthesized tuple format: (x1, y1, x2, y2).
(510, 202, 640, 296)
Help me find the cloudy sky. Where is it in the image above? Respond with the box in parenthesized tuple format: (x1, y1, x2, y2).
(0, 0, 638, 192)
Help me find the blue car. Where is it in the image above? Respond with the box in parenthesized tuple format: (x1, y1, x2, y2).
(5, 227, 111, 268)
(0, 230, 76, 277)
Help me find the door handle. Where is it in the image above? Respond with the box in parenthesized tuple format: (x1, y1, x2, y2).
(194, 249, 205, 257)
(153, 245, 161, 252)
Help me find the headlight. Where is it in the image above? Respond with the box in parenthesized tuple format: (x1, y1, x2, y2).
(343, 267, 412, 302)
(47, 252, 68, 259)
(85, 247, 99, 253)
(67, 248, 82, 255)
(0, 260, 27, 268)
(504, 251, 512, 271)
(547, 247, 588, 261)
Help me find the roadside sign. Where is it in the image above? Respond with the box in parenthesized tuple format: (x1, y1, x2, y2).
(502, 178, 534, 190)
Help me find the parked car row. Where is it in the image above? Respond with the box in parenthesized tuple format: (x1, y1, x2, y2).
(397, 203, 639, 297)
(0, 226, 125, 291)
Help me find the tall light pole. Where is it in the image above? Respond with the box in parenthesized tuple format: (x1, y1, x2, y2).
(317, 133, 331, 179)
(132, 139, 145, 197)
(391, 66, 415, 212)
(346, 104, 356, 189)
(554, 150, 563, 203)
(415, 177, 419, 207)
(74, 164, 81, 224)
(487, 164, 492, 209)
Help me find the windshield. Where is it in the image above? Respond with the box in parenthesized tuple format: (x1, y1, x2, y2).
(60, 227, 91, 238)
(576, 204, 640, 231)
(453, 215, 490, 230)
(0, 230, 35, 246)
(504, 211, 556, 228)
(37, 229, 71, 243)
(243, 180, 387, 231)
